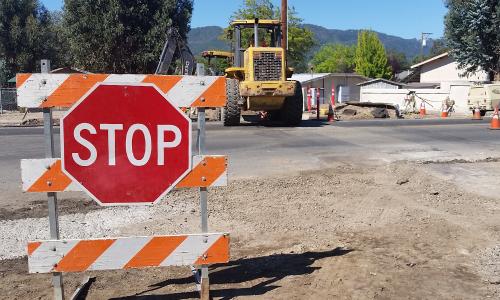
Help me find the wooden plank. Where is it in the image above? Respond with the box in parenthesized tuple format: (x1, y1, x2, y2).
(28, 233, 230, 273)
(21, 156, 228, 193)
(16, 74, 227, 108)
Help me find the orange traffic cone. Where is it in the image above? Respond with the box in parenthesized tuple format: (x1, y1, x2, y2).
(472, 107, 482, 120)
(489, 106, 500, 130)
(419, 102, 426, 117)
(440, 106, 449, 118)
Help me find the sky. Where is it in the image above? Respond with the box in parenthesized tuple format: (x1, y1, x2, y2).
(41, 0, 447, 39)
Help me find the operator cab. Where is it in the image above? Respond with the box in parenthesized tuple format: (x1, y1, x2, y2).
(229, 19, 282, 67)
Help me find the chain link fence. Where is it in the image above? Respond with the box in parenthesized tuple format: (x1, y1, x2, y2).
(0, 88, 17, 113)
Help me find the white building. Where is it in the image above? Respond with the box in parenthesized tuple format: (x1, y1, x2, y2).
(291, 73, 368, 107)
(358, 78, 405, 91)
(359, 53, 490, 114)
(411, 52, 488, 84)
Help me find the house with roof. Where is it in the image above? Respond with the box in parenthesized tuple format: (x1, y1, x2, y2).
(358, 78, 405, 91)
(358, 78, 440, 91)
(411, 52, 488, 84)
(358, 53, 490, 115)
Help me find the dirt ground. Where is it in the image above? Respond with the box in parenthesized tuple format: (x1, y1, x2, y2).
(1, 160, 499, 299)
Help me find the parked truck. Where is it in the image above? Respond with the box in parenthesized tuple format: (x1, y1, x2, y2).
(467, 83, 500, 115)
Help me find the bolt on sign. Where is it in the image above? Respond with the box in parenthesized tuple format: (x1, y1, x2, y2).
(18, 72, 229, 299)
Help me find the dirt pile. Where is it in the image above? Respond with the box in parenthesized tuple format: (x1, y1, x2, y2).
(335, 103, 399, 120)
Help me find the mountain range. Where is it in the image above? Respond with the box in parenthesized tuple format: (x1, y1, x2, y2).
(187, 24, 434, 59)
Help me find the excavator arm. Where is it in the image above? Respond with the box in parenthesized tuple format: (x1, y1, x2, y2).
(156, 28, 196, 75)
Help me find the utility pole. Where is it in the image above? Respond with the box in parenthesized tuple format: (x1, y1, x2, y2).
(281, 0, 287, 54)
(420, 32, 432, 60)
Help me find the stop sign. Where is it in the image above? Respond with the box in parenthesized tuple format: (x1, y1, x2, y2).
(61, 83, 192, 205)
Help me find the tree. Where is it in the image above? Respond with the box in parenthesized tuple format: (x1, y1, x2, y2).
(224, 0, 274, 50)
(225, 0, 315, 72)
(0, 59, 7, 86)
(355, 30, 392, 79)
(445, 0, 500, 81)
(230, 0, 275, 22)
(286, 7, 316, 73)
(0, 0, 60, 81)
(311, 44, 355, 73)
(63, 0, 193, 73)
(386, 50, 410, 76)
(429, 39, 449, 57)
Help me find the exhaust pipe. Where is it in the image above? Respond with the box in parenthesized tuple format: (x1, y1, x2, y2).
(254, 18, 259, 47)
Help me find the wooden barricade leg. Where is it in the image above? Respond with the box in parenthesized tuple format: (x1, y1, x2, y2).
(200, 277, 210, 300)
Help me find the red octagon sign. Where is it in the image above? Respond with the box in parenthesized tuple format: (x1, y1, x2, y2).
(61, 83, 192, 206)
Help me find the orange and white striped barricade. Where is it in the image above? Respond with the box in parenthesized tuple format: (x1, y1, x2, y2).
(28, 234, 229, 273)
(18, 62, 229, 300)
(21, 156, 228, 193)
(16, 73, 226, 108)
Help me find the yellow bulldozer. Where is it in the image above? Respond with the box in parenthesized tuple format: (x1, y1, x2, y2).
(210, 18, 303, 126)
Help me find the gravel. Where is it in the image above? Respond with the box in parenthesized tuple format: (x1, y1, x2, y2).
(476, 245, 500, 296)
(0, 191, 199, 260)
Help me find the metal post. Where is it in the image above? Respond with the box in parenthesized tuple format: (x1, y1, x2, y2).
(253, 18, 259, 47)
(41, 59, 50, 74)
(43, 110, 55, 157)
(307, 86, 312, 112)
(0, 88, 3, 114)
(281, 0, 288, 51)
(235, 26, 242, 67)
(420, 32, 432, 60)
(42, 60, 64, 300)
(198, 108, 209, 300)
(316, 87, 320, 121)
(195, 63, 209, 300)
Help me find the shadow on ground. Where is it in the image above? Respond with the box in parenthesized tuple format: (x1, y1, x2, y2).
(111, 247, 353, 300)
(240, 115, 329, 128)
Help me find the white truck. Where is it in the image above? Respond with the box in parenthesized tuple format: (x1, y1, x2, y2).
(468, 83, 500, 115)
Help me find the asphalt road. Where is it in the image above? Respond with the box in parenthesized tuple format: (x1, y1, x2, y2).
(1, 118, 500, 208)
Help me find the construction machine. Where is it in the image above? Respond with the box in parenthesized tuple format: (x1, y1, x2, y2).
(201, 50, 233, 76)
(219, 18, 303, 126)
(156, 28, 196, 75)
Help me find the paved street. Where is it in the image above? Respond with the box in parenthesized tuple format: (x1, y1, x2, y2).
(2, 118, 500, 209)
(213, 118, 500, 178)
